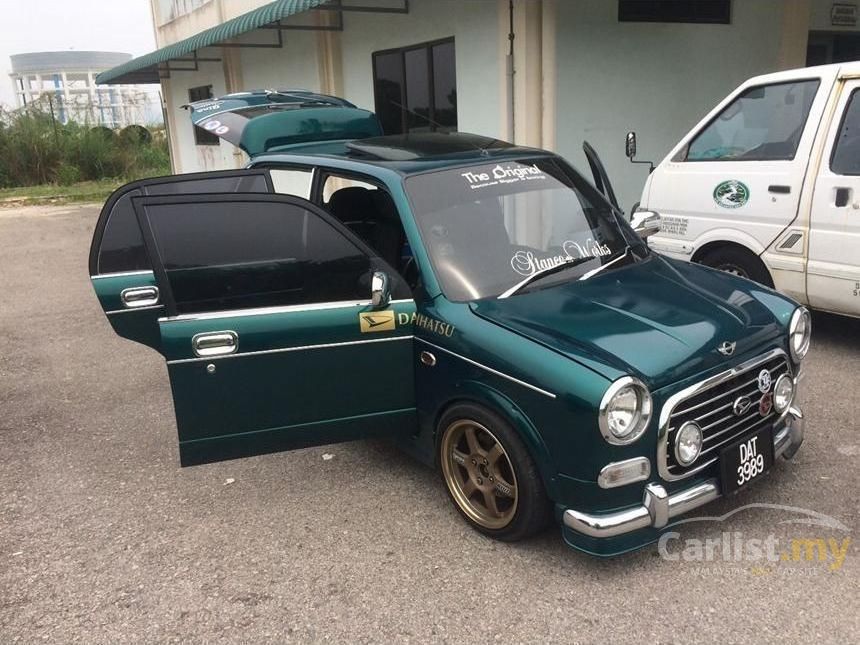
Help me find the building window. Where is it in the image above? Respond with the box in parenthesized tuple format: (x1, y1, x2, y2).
(618, 0, 731, 24)
(188, 85, 220, 145)
(372, 38, 456, 135)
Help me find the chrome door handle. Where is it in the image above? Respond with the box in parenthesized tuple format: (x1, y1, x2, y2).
(192, 331, 238, 357)
(121, 286, 159, 308)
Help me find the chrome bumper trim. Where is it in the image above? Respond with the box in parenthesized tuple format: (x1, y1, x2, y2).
(564, 407, 804, 539)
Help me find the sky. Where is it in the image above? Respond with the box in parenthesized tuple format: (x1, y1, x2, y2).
(0, 0, 157, 108)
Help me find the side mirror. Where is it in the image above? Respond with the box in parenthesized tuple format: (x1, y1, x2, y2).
(371, 271, 391, 309)
(625, 131, 637, 160)
(630, 210, 662, 239)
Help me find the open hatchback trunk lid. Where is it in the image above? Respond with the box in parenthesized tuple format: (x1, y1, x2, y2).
(184, 89, 383, 156)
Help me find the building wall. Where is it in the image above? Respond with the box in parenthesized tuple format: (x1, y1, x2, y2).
(554, 0, 810, 212)
(338, 0, 505, 139)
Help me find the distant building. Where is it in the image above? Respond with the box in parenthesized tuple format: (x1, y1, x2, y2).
(9, 51, 163, 127)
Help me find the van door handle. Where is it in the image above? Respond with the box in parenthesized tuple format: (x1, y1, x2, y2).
(835, 187, 852, 207)
(768, 185, 791, 194)
(121, 286, 159, 308)
(192, 331, 239, 357)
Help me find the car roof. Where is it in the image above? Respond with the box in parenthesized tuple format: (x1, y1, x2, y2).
(251, 131, 555, 176)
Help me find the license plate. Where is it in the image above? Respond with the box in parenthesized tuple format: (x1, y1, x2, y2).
(719, 426, 774, 495)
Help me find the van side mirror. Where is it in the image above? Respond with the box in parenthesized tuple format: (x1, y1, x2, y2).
(630, 210, 662, 239)
(371, 271, 391, 309)
(625, 132, 637, 159)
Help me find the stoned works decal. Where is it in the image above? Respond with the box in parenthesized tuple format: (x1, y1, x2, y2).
(461, 163, 547, 190)
(713, 180, 750, 209)
(510, 239, 612, 277)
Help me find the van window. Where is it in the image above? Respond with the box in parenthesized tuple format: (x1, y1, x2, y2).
(686, 80, 819, 162)
(831, 89, 860, 175)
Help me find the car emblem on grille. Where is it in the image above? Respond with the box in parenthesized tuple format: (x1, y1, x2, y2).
(733, 395, 752, 416)
(757, 368, 772, 393)
(717, 341, 736, 356)
(759, 392, 773, 417)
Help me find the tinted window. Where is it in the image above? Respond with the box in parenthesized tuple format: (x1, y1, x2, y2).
(405, 48, 430, 133)
(97, 173, 269, 274)
(686, 81, 819, 162)
(143, 199, 372, 314)
(373, 51, 404, 135)
(432, 41, 457, 130)
(831, 89, 860, 175)
(618, 0, 730, 23)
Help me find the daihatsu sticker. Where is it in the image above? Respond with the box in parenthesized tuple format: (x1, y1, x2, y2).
(713, 180, 750, 209)
(461, 163, 546, 190)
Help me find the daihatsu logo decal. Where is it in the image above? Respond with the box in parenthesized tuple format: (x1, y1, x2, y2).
(733, 395, 753, 417)
(713, 180, 750, 209)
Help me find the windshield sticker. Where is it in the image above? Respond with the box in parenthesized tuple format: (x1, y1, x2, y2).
(713, 180, 750, 209)
(461, 163, 547, 190)
(510, 239, 612, 277)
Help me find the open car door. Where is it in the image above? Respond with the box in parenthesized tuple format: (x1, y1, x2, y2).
(91, 176, 416, 466)
(582, 141, 621, 212)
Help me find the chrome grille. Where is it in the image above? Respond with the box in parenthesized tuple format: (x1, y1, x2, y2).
(660, 352, 791, 479)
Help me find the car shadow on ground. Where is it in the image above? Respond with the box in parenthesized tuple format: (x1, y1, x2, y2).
(811, 310, 860, 347)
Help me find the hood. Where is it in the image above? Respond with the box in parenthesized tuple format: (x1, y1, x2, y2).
(183, 89, 382, 156)
(471, 255, 794, 390)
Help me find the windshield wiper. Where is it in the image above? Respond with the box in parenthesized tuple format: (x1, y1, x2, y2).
(578, 247, 630, 281)
(498, 256, 593, 299)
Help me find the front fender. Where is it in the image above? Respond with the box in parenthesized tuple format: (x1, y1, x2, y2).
(434, 380, 560, 500)
(691, 227, 768, 259)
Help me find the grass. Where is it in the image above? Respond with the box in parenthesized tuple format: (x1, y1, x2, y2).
(0, 179, 128, 206)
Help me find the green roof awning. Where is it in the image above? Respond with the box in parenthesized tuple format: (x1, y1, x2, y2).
(96, 0, 330, 84)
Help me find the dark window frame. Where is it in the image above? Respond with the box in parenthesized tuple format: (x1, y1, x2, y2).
(188, 85, 221, 146)
(89, 169, 274, 276)
(830, 87, 860, 175)
(372, 37, 456, 135)
(618, 0, 731, 24)
(680, 79, 821, 163)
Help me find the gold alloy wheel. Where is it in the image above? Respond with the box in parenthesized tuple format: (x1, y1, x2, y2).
(440, 420, 518, 530)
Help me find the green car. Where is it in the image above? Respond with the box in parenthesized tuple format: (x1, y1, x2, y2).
(89, 91, 809, 556)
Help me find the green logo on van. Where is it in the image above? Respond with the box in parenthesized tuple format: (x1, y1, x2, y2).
(713, 180, 750, 209)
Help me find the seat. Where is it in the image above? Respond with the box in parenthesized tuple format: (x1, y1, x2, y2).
(327, 187, 403, 269)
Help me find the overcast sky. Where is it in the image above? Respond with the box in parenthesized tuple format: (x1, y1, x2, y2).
(0, 0, 157, 108)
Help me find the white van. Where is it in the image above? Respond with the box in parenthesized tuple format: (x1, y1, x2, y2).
(633, 62, 860, 318)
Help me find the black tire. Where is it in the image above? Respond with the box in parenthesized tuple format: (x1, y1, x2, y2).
(437, 403, 552, 541)
(698, 245, 773, 287)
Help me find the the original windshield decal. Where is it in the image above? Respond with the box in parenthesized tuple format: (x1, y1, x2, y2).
(461, 163, 547, 190)
(359, 311, 396, 333)
(713, 180, 750, 209)
(510, 239, 612, 277)
(398, 312, 455, 337)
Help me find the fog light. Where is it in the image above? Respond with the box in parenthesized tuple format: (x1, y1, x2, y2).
(773, 373, 794, 413)
(597, 457, 651, 489)
(675, 421, 703, 466)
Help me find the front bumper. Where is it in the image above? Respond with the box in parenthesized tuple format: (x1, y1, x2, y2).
(563, 406, 804, 540)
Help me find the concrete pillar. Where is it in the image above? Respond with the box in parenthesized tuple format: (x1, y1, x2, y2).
(316, 10, 343, 96)
(776, 0, 811, 70)
(221, 46, 246, 168)
(512, 0, 543, 148)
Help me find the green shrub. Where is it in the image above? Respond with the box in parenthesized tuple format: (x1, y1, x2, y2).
(0, 98, 170, 190)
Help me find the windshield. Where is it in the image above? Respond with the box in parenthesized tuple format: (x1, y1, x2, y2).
(405, 158, 641, 301)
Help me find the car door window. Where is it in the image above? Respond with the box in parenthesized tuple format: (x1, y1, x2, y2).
(831, 89, 860, 175)
(95, 171, 271, 275)
(137, 195, 392, 316)
(686, 80, 820, 161)
(270, 168, 313, 198)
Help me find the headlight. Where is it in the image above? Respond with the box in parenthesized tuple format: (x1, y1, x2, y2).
(674, 421, 703, 466)
(788, 307, 811, 362)
(598, 377, 652, 444)
(773, 373, 794, 414)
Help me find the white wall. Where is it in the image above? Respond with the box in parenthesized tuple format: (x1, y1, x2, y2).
(339, 0, 505, 139)
(554, 0, 804, 212)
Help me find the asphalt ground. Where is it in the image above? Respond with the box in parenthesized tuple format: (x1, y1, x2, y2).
(1, 203, 858, 644)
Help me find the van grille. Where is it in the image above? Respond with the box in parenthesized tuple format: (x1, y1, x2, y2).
(662, 353, 791, 479)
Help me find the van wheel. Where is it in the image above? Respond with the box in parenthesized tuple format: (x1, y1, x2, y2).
(698, 246, 773, 287)
(438, 403, 551, 541)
